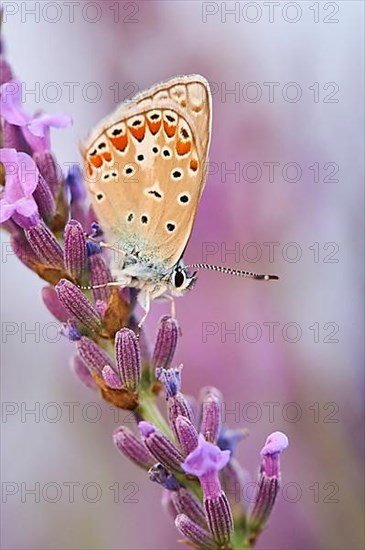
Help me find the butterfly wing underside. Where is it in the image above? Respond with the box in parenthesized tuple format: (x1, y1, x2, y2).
(82, 75, 211, 271)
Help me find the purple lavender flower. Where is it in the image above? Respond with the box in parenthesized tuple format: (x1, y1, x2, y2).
(25, 221, 64, 267)
(156, 366, 194, 440)
(0, 79, 72, 153)
(139, 421, 184, 473)
(113, 426, 154, 470)
(175, 515, 217, 550)
(115, 328, 141, 392)
(200, 386, 222, 444)
(63, 219, 87, 280)
(0, 148, 39, 228)
(76, 336, 115, 375)
(249, 431, 289, 534)
(56, 279, 102, 332)
(152, 315, 179, 370)
(183, 434, 233, 546)
(174, 415, 199, 455)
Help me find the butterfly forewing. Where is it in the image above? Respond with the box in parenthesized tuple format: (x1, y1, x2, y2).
(82, 75, 211, 270)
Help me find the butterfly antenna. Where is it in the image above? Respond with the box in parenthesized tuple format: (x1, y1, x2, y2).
(186, 263, 279, 281)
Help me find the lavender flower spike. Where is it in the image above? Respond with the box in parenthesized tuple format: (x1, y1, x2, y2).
(115, 328, 141, 392)
(113, 426, 154, 470)
(156, 366, 194, 440)
(138, 421, 184, 473)
(200, 386, 222, 444)
(175, 415, 199, 455)
(63, 219, 87, 280)
(56, 279, 102, 332)
(183, 434, 233, 546)
(152, 315, 179, 370)
(249, 431, 289, 532)
(175, 515, 217, 550)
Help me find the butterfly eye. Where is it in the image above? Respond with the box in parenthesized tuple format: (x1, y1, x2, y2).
(174, 269, 185, 288)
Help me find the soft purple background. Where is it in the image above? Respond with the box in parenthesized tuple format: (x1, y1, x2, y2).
(1, 1, 364, 549)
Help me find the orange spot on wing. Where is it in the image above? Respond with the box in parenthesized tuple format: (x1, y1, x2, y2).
(163, 120, 176, 138)
(176, 139, 191, 156)
(90, 154, 102, 168)
(147, 118, 161, 135)
(129, 122, 146, 142)
(102, 152, 112, 162)
(109, 133, 128, 152)
(190, 159, 198, 171)
(86, 162, 93, 177)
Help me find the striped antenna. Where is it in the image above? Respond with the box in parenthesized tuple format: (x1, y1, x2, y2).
(185, 263, 279, 281)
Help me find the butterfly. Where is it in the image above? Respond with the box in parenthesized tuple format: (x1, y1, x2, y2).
(81, 75, 277, 326)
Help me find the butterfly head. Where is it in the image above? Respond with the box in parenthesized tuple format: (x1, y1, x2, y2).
(168, 262, 197, 296)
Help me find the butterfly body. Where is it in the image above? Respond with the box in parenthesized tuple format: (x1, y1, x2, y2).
(82, 75, 211, 316)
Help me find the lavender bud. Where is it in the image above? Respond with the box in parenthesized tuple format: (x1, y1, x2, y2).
(204, 493, 233, 547)
(33, 173, 56, 223)
(33, 151, 62, 197)
(113, 426, 154, 470)
(175, 515, 217, 550)
(171, 487, 207, 530)
(138, 421, 184, 473)
(102, 365, 123, 390)
(175, 415, 199, 455)
(156, 366, 194, 440)
(56, 279, 101, 332)
(87, 247, 112, 303)
(63, 219, 87, 280)
(41, 286, 69, 322)
(249, 432, 289, 531)
(148, 463, 180, 491)
(115, 328, 141, 392)
(76, 336, 114, 375)
(72, 355, 98, 390)
(200, 387, 222, 443)
(25, 221, 64, 268)
(152, 315, 179, 370)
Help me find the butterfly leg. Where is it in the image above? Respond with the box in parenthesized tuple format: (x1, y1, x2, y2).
(166, 295, 176, 319)
(137, 290, 151, 330)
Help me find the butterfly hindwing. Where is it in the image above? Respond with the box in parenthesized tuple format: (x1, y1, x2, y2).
(82, 75, 211, 270)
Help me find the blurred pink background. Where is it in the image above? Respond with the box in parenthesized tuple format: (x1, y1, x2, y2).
(1, 1, 364, 549)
